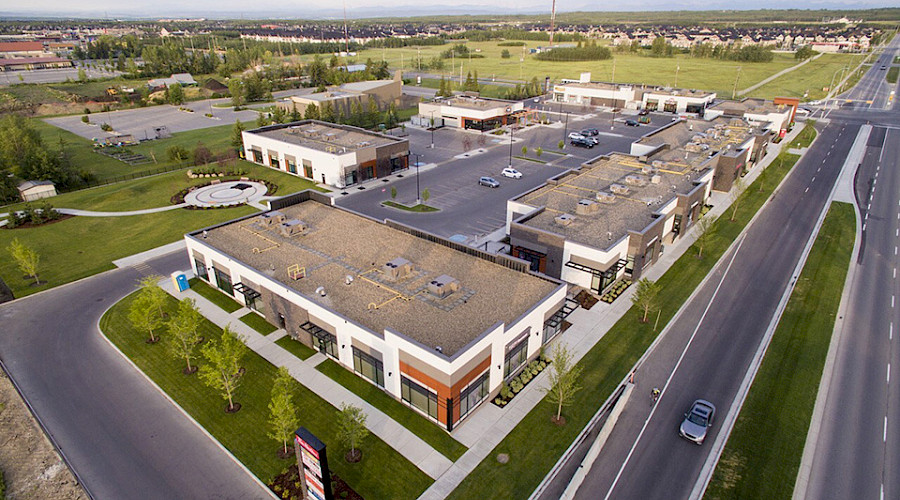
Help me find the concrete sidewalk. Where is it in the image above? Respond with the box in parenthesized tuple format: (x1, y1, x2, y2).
(157, 278, 454, 481)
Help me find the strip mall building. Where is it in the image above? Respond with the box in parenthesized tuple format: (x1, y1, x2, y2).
(186, 192, 568, 430)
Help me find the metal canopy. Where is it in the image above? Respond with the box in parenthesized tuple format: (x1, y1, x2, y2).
(232, 282, 261, 300)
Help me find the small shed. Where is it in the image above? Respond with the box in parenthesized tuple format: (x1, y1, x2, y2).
(18, 180, 57, 202)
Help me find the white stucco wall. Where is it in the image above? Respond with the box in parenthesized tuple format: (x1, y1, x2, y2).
(242, 130, 358, 187)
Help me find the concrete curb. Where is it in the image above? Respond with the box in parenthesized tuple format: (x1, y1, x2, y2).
(791, 126, 871, 500)
(94, 292, 279, 500)
(560, 383, 634, 500)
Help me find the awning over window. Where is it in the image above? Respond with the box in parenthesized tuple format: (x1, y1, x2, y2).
(232, 282, 261, 300)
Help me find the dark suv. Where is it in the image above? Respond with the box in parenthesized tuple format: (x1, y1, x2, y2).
(581, 128, 599, 136)
(570, 137, 595, 148)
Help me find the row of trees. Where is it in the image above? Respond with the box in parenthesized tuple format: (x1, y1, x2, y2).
(0, 115, 94, 202)
(127, 277, 370, 460)
(534, 42, 612, 62)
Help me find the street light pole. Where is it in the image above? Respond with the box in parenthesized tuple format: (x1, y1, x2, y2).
(563, 111, 569, 142)
(414, 153, 421, 204)
(430, 111, 435, 149)
(508, 123, 514, 169)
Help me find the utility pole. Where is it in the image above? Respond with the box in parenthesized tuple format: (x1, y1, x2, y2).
(508, 123, 515, 169)
(674, 64, 680, 88)
(414, 153, 421, 204)
(731, 66, 742, 100)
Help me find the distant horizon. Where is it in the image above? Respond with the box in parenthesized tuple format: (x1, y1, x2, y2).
(1, 4, 899, 22)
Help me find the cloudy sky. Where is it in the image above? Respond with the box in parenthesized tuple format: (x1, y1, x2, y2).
(2, 0, 895, 19)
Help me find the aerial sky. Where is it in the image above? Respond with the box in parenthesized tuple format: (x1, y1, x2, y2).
(2, 0, 896, 19)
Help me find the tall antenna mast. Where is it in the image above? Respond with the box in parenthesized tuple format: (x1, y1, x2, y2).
(343, 0, 350, 55)
(548, 0, 557, 47)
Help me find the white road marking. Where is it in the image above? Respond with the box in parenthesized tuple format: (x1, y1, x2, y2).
(805, 187, 809, 193)
(888, 363, 891, 383)
(896, 229, 898, 237)
(823, 159, 827, 164)
(812, 176, 816, 182)
(893, 295, 895, 308)
(895, 247, 898, 256)
(884, 417, 888, 442)
(863, 223, 867, 231)
(891, 322, 893, 340)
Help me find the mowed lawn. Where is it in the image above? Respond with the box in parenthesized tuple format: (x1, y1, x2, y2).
(704, 202, 855, 499)
(747, 52, 866, 100)
(101, 292, 433, 499)
(0, 206, 255, 298)
(329, 41, 801, 97)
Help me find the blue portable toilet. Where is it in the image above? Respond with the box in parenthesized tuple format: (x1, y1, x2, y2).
(171, 271, 190, 292)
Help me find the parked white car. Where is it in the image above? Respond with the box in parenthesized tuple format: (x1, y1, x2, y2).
(501, 167, 523, 179)
(568, 132, 585, 141)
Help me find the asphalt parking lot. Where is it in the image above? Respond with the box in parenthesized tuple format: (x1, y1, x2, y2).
(337, 107, 672, 242)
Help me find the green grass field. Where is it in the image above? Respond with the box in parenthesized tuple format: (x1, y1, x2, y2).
(334, 41, 866, 101)
(704, 202, 854, 499)
(447, 140, 809, 498)
(274, 335, 317, 360)
(100, 291, 433, 499)
(239, 311, 279, 335)
(0, 206, 255, 299)
(747, 53, 866, 101)
(187, 278, 243, 313)
(316, 359, 468, 462)
(888, 66, 899, 84)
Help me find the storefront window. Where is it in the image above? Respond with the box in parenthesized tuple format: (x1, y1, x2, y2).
(504, 336, 529, 379)
(194, 258, 208, 281)
(401, 376, 439, 420)
(213, 267, 232, 293)
(459, 371, 489, 419)
(352, 347, 384, 388)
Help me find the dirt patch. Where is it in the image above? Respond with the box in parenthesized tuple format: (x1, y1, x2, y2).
(0, 367, 87, 500)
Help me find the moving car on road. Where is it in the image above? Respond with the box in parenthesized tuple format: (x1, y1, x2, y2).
(501, 167, 522, 179)
(478, 176, 501, 188)
(679, 399, 716, 445)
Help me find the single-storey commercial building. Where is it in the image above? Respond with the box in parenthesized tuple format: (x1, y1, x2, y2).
(0, 41, 47, 58)
(553, 72, 717, 114)
(0, 56, 73, 72)
(507, 153, 713, 293)
(186, 191, 568, 430)
(147, 73, 198, 91)
(17, 180, 57, 201)
(705, 97, 796, 136)
(418, 95, 525, 130)
(630, 116, 769, 193)
(278, 73, 402, 116)
(242, 120, 409, 188)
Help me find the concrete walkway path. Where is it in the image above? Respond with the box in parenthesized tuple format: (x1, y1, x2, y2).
(157, 278, 454, 481)
(57, 204, 188, 216)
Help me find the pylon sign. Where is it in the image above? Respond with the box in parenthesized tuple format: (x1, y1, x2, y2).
(295, 427, 333, 500)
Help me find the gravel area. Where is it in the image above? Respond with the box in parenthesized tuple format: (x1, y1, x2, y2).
(203, 201, 559, 356)
(0, 368, 87, 500)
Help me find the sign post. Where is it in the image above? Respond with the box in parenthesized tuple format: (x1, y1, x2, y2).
(294, 427, 333, 500)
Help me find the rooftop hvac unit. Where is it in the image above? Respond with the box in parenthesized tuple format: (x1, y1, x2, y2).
(596, 191, 617, 203)
(383, 257, 413, 280)
(554, 213, 575, 227)
(624, 175, 648, 187)
(428, 275, 459, 298)
(260, 211, 286, 227)
(576, 199, 599, 215)
(610, 184, 630, 195)
(279, 219, 308, 237)
(651, 175, 662, 184)
(642, 165, 657, 175)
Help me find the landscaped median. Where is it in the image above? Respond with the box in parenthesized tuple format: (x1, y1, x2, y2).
(447, 136, 812, 498)
(704, 202, 854, 499)
(100, 291, 432, 499)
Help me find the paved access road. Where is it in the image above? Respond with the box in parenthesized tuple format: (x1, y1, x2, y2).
(0, 250, 272, 500)
(803, 35, 900, 499)
(567, 120, 855, 500)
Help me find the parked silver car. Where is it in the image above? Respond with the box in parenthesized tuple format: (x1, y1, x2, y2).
(679, 399, 715, 445)
(478, 176, 500, 188)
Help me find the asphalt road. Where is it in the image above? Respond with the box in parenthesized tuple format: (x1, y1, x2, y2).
(0, 251, 272, 500)
(562, 120, 854, 500)
(0, 63, 121, 86)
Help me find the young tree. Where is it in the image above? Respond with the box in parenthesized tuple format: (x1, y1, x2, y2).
(272, 105, 286, 124)
(390, 186, 397, 200)
(304, 103, 320, 120)
(256, 112, 269, 128)
(693, 214, 718, 259)
(522, 145, 528, 156)
(228, 79, 244, 109)
(290, 104, 301, 122)
(138, 275, 168, 319)
(268, 366, 300, 457)
(7, 238, 40, 285)
(129, 292, 163, 343)
(422, 188, 431, 203)
(231, 120, 245, 150)
(199, 326, 248, 413)
(729, 176, 745, 222)
(167, 298, 204, 374)
(543, 342, 582, 424)
(631, 278, 661, 323)
(166, 84, 184, 105)
(338, 403, 369, 462)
